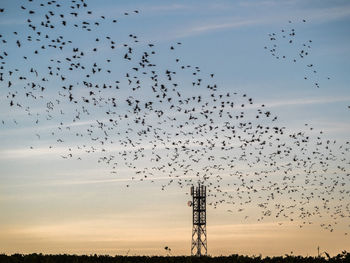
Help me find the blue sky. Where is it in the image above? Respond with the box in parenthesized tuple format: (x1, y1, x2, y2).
(0, 0, 350, 256)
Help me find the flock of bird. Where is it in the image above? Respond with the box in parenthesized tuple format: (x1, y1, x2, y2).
(0, 0, 349, 235)
(264, 19, 330, 89)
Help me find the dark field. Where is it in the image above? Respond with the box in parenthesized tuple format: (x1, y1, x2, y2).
(1, 252, 349, 263)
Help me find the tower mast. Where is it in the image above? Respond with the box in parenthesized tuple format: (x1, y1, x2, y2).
(190, 182, 207, 256)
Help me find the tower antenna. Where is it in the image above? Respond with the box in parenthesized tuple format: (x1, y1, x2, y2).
(190, 182, 207, 256)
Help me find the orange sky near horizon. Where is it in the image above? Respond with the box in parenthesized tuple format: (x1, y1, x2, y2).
(1, 185, 349, 256)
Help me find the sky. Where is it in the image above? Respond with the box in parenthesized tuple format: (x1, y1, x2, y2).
(0, 0, 350, 257)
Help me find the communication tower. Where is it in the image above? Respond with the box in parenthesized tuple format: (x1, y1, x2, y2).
(189, 183, 207, 256)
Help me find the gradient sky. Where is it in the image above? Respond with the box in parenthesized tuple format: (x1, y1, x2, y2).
(0, 0, 350, 257)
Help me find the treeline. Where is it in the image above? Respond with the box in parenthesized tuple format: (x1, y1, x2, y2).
(0, 252, 349, 263)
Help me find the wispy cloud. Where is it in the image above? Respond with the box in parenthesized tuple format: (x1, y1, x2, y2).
(0, 94, 348, 160)
(263, 96, 350, 108)
(0, 146, 67, 159)
(169, 4, 350, 39)
(142, 4, 190, 12)
(307, 5, 350, 23)
(185, 19, 261, 34)
(169, 18, 264, 39)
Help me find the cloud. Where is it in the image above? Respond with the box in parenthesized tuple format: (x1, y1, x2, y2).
(42, 174, 196, 187)
(186, 19, 261, 34)
(143, 4, 190, 12)
(171, 18, 264, 39)
(0, 146, 66, 159)
(0, 93, 348, 161)
(263, 96, 350, 108)
(307, 5, 350, 23)
(169, 4, 350, 39)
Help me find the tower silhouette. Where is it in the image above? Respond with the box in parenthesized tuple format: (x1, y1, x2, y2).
(190, 183, 207, 256)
